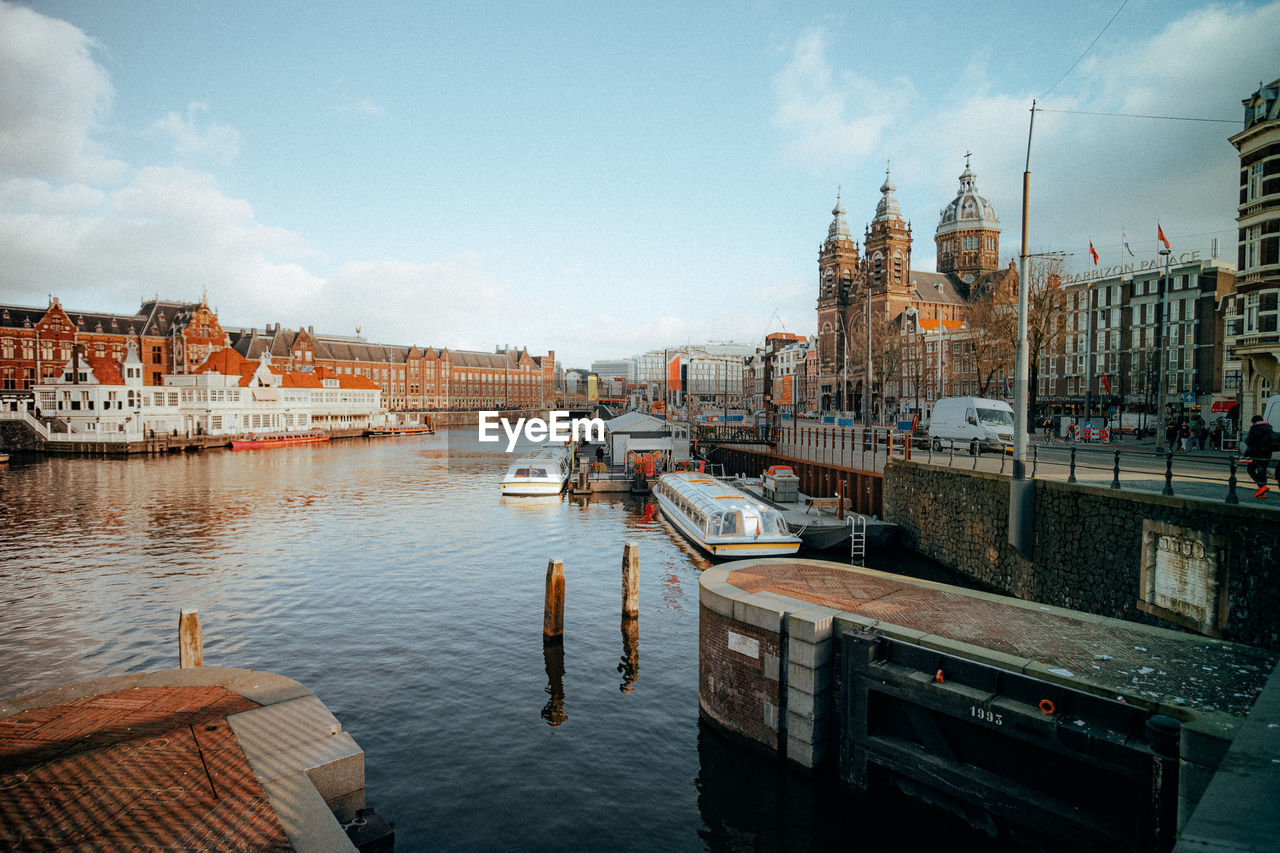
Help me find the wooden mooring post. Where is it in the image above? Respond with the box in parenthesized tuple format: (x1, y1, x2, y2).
(178, 608, 203, 668)
(621, 541, 639, 618)
(543, 558, 565, 642)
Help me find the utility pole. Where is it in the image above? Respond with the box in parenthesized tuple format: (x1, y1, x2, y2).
(1009, 99, 1036, 558)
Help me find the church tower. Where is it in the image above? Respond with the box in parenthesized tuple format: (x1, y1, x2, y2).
(934, 155, 1001, 295)
(863, 167, 912, 296)
(817, 193, 859, 384)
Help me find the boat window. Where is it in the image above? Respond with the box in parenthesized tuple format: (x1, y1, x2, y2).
(529, 468, 547, 478)
(514, 467, 532, 478)
(720, 512, 743, 536)
(765, 510, 789, 535)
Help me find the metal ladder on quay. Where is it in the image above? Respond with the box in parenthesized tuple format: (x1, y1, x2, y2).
(849, 513, 866, 563)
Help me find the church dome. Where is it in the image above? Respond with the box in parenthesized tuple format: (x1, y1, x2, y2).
(936, 156, 1000, 235)
(827, 192, 852, 242)
(873, 167, 902, 222)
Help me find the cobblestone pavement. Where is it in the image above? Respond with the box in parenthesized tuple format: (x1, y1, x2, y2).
(0, 686, 291, 851)
(728, 561, 1276, 717)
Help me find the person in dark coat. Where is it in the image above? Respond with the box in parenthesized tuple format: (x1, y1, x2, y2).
(1243, 414, 1276, 499)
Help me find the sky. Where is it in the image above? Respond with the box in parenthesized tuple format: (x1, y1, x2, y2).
(2, 1, 1278, 369)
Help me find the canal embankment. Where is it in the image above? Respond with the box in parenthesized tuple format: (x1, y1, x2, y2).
(699, 558, 1277, 850)
(885, 458, 1280, 651)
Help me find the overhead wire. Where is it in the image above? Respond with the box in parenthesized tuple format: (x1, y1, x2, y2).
(1040, 0, 1129, 100)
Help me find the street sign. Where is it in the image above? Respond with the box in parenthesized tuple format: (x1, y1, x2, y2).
(1182, 392, 1195, 403)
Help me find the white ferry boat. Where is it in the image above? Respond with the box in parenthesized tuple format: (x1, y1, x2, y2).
(652, 472, 802, 558)
(499, 447, 572, 496)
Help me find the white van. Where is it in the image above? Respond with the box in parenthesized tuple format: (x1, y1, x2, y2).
(928, 396, 1016, 454)
(1265, 395, 1280, 425)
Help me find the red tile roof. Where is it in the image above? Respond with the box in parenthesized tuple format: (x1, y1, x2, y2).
(83, 356, 123, 386)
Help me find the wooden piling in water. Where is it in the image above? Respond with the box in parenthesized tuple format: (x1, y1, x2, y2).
(178, 608, 203, 668)
(621, 541, 639, 618)
(543, 559, 565, 641)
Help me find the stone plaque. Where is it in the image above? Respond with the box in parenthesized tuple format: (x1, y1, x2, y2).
(727, 630, 760, 659)
(1137, 520, 1228, 635)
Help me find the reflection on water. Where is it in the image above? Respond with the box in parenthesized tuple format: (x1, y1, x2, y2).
(619, 616, 639, 694)
(541, 640, 567, 727)
(0, 429, 1008, 850)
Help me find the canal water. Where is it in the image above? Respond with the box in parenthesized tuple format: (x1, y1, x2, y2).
(0, 430, 1003, 851)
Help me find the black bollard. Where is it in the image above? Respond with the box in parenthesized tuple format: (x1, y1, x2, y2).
(1111, 448, 1121, 489)
(1162, 452, 1175, 496)
(1032, 443, 1038, 477)
(1068, 446, 1077, 484)
(1226, 457, 1239, 504)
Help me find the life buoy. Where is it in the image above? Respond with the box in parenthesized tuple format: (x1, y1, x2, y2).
(1038, 699, 1056, 715)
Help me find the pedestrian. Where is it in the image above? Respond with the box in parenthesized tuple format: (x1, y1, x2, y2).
(1066, 421, 1076, 442)
(595, 444, 604, 464)
(1196, 422, 1209, 451)
(1164, 421, 1178, 450)
(1211, 421, 1223, 451)
(1243, 414, 1276, 499)
(1178, 421, 1190, 452)
(1042, 418, 1052, 443)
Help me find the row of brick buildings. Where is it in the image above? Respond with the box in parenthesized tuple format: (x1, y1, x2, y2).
(0, 296, 557, 412)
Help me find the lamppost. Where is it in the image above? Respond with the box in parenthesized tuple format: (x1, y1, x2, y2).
(1154, 248, 1172, 452)
(1083, 280, 1095, 425)
(935, 319, 947, 403)
(865, 281, 874, 425)
(904, 306, 920, 416)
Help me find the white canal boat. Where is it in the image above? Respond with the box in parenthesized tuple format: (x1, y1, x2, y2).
(499, 447, 572, 496)
(652, 471, 801, 558)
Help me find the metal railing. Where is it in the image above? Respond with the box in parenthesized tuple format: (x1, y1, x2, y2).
(701, 422, 1273, 506)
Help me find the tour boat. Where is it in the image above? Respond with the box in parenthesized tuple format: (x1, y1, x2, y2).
(230, 429, 330, 450)
(498, 447, 571, 496)
(365, 423, 435, 436)
(652, 471, 802, 558)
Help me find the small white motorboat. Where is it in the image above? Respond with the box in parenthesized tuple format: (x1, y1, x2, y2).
(499, 447, 571, 496)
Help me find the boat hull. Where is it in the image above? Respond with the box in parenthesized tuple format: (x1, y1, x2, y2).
(366, 426, 434, 436)
(795, 522, 851, 551)
(499, 481, 566, 496)
(230, 431, 330, 450)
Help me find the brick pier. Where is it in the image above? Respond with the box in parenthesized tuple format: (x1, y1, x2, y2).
(0, 668, 365, 851)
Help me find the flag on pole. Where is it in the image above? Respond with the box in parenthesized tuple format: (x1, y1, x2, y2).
(1100, 374, 1111, 393)
(1157, 223, 1171, 249)
(1089, 239, 1099, 265)
(1122, 231, 1134, 257)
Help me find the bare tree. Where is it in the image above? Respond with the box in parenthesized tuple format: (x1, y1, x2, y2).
(963, 293, 1017, 397)
(1022, 256, 1068, 418)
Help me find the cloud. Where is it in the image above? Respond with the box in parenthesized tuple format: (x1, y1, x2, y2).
(771, 28, 915, 164)
(0, 1, 123, 183)
(149, 102, 242, 161)
(778, 3, 1280, 275)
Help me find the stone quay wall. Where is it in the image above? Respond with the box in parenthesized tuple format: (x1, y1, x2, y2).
(883, 460, 1280, 651)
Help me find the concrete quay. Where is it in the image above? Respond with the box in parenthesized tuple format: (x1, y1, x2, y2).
(0, 668, 366, 852)
(700, 558, 1278, 849)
